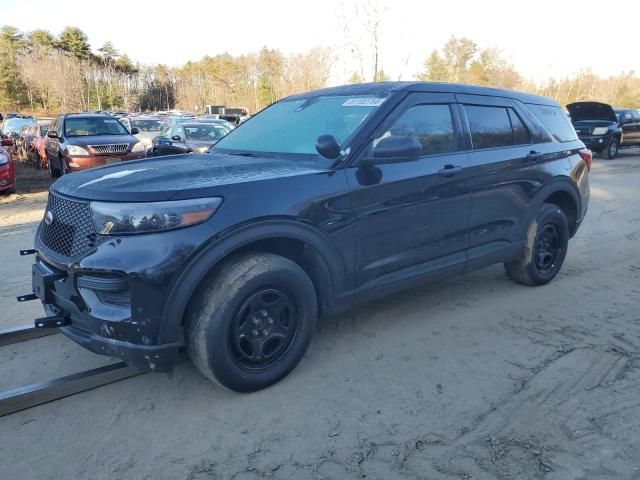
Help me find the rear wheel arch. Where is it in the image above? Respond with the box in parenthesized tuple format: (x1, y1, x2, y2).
(160, 220, 348, 343)
(519, 179, 581, 241)
(543, 189, 578, 236)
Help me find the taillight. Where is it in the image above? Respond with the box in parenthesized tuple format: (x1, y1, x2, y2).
(578, 148, 592, 171)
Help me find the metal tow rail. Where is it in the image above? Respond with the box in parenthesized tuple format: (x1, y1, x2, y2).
(0, 350, 187, 417)
(0, 362, 144, 417)
(0, 325, 59, 347)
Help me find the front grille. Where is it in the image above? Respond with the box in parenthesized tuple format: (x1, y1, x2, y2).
(90, 143, 129, 155)
(574, 127, 591, 136)
(39, 194, 98, 260)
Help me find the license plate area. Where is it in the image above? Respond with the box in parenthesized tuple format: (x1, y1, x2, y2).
(105, 157, 121, 164)
(32, 261, 65, 304)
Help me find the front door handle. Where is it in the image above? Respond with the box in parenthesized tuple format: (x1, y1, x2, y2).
(438, 164, 463, 177)
(526, 150, 542, 162)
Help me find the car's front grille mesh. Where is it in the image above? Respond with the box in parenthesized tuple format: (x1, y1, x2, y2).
(39, 194, 98, 260)
(90, 143, 128, 155)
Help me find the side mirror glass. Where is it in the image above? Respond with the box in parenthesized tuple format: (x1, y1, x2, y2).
(315, 134, 341, 160)
(130, 127, 139, 135)
(171, 135, 182, 142)
(371, 136, 422, 164)
(47, 130, 58, 139)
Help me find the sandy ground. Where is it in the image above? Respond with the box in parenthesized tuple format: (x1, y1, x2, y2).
(1, 151, 640, 479)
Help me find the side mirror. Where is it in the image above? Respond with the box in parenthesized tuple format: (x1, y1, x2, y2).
(130, 127, 139, 135)
(1, 137, 14, 147)
(47, 130, 58, 139)
(315, 134, 341, 160)
(171, 135, 182, 142)
(371, 136, 422, 163)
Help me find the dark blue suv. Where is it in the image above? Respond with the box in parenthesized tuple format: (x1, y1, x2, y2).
(30, 82, 590, 392)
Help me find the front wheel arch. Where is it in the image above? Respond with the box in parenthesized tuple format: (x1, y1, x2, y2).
(160, 220, 349, 344)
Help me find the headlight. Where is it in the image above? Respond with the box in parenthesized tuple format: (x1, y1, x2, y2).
(67, 145, 89, 156)
(592, 127, 608, 136)
(195, 145, 210, 153)
(131, 141, 146, 153)
(0, 153, 8, 165)
(90, 198, 223, 235)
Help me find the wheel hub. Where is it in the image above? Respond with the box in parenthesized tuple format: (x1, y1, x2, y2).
(534, 222, 560, 272)
(230, 288, 298, 370)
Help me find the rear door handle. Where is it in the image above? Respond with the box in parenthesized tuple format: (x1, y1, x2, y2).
(438, 164, 463, 177)
(526, 150, 542, 162)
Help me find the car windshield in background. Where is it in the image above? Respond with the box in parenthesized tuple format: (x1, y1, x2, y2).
(1, 117, 36, 134)
(213, 95, 388, 156)
(65, 117, 129, 137)
(131, 119, 166, 132)
(183, 124, 227, 140)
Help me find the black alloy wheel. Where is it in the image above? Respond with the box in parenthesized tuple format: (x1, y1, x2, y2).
(229, 287, 298, 371)
(534, 222, 561, 273)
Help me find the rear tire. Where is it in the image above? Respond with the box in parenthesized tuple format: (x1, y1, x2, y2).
(185, 253, 318, 392)
(606, 138, 619, 159)
(504, 203, 569, 286)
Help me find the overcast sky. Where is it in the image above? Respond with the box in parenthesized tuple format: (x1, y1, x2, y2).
(3, 0, 639, 84)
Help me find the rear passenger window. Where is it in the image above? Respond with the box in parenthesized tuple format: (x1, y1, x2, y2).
(375, 104, 456, 156)
(464, 105, 514, 149)
(527, 104, 577, 142)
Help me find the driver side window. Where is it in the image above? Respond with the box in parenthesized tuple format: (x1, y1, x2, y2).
(372, 104, 457, 157)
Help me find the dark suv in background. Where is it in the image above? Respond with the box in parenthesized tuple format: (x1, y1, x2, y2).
(45, 113, 147, 177)
(567, 101, 640, 159)
(30, 82, 590, 392)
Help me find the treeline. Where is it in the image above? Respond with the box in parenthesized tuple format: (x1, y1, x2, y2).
(0, 25, 333, 114)
(416, 37, 640, 108)
(1, 25, 638, 115)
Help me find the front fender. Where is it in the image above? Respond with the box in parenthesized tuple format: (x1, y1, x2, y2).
(159, 218, 349, 343)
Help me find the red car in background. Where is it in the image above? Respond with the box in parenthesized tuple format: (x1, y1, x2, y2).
(0, 137, 16, 194)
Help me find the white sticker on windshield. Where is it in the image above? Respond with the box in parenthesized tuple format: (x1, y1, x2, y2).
(342, 98, 385, 107)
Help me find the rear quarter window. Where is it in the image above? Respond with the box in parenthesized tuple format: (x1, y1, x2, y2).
(527, 104, 577, 143)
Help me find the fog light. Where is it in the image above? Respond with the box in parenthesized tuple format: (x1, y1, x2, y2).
(0, 179, 7, 186)
(598, 139, 603, 143)
(69, 162, 80, 168)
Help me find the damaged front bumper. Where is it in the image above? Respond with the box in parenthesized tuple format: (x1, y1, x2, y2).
(31, 254, 180, 371)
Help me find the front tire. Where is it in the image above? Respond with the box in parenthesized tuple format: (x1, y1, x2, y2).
(606, 138, 619, 159)
(504, 203, 569, 286)
(185, 253, 318, 392)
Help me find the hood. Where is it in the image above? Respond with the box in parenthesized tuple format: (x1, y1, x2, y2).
(185, 139, 217, 150)
(134, 131, 159, 142)
(51, 153, 328, 202)
(566, 102, 618, 123)
(66, 134, 138, 147)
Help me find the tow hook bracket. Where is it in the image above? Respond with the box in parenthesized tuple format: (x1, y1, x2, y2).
(34, 316, 70, 329)
(16, 294, 38, 302)
(20, 249, 37, 256)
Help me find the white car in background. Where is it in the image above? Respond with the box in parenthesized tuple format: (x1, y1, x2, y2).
(119, 116, 167, 154)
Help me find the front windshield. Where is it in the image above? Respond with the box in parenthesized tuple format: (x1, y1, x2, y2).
(183, 124, 227, 140)
(213, 95, 387, 156)
(65, 117, 129, 137)
(131, 119, 166, 132)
